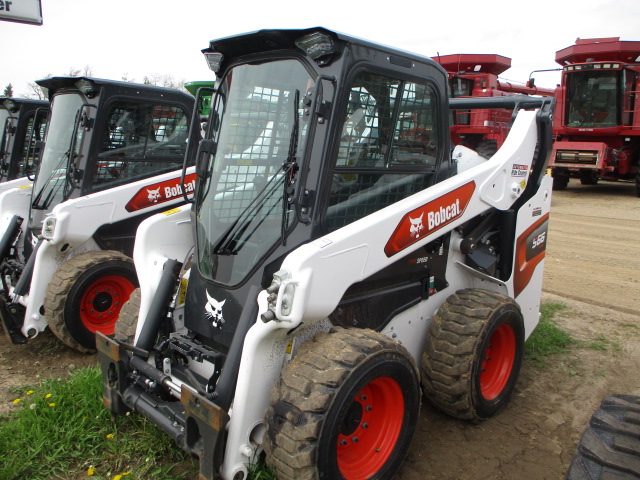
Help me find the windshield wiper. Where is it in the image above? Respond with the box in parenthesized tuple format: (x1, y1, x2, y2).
(213, 90, 301, 256)
(280, 89, 300, 247)
(212, 162, 295, 255)
(32, 150, 70, 210)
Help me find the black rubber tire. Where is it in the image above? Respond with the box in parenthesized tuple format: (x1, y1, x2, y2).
(580, 171, 599, 185)
(421, 289, 525, 422)
(635, 169, 640, 198)
(476, 139, 498, 159)
(114, 287, 140, 344)
(45, 250, 138, 352)
(566, 394, 640, 479)
(263, 327, 421, 480)
(553, 172, 570, 191)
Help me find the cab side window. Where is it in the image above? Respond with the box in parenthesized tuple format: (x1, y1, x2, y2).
(93, 102, 188, 191)
(19, 112, 48, 177)
(326, 71, 440, 232)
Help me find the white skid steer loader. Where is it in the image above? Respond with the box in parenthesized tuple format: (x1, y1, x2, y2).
(97, 28, 555, 480)
(0, 77, 209, 351)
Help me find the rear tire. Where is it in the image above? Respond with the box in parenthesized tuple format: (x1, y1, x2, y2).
(421, 289, 525, 422)
(566, 395, 640, 479)
(263, 327, 420, 480)
(45, 250, 138, 352)
(635, 169, 640, 198)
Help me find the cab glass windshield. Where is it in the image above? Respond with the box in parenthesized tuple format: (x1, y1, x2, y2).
(32, 92, 85, 210)
(195, 59, 312, 285)
(566, 70, 620, 127)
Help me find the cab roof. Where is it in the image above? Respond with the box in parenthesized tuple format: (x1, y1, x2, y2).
(203, 27, 443, 71)
(35, 76, 194, 101)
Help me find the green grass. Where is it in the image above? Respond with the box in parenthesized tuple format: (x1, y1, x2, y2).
(0, 367, 197, 480)
(525, 302, 574, 367)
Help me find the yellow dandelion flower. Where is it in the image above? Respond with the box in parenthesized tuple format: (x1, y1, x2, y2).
(45, 393, 53, 399)
(26, 390, 34, 395)
(12, 398, 21, 404)
(87, 467, 96, 476)
(106, 433, 115, 439)
(48, 402, 56, 407)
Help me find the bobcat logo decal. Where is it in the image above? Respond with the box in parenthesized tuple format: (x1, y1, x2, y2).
(205, 291, 226, 329)
(409, 213, 424, 239)
(147, 187, 161, 203)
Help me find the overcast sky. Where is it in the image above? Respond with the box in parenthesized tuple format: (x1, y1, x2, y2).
(1, 0, 638, 97)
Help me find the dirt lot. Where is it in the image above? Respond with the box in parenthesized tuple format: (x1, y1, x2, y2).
(1, 178, 639, 479)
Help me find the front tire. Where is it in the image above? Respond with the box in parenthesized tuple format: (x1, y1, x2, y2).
(114, 287, 140, 344)
(476, 139, 498, 159)
(421, 289, 525, 422)
(552, 171, 570, 190)
(45, 250, 138, 352)
(263, 327, 420, 480)
(580, 170, 599, 185)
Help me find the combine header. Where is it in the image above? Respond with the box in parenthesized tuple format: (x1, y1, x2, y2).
(549, 37, 640, 194)
(437, 54, 554, 156)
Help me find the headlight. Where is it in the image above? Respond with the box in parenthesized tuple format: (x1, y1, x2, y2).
(42, 216, 57, 240)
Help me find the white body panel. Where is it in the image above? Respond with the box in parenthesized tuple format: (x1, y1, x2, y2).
(132, 203, 194, 342)
(0, 183, 34, 262)
(0, 176, 32, 194)
(15, 167, 195, 338)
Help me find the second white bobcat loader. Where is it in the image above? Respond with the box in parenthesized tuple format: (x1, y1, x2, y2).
(98, 28, 555, 480)
(0, 77, 207, 350)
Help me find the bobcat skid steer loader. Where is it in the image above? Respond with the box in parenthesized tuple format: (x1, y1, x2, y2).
(97, 28, 555, 480)
(0, 77, 209, 351)
(0, 96, 49, 190)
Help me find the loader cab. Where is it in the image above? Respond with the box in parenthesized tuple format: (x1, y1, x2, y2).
(186, 28, 452, 350)
(28, 77, 194, 235)
(0, 97, 49, 181)
(563, 65, 623, 128)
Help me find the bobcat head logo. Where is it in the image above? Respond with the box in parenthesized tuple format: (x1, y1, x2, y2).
(147, 187, 161, 203)
(409, 213, 424, 239)
(205, 290, 226, 329)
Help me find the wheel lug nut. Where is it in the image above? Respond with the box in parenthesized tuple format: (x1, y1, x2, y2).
(340, 439, 347, 446)
(352, 436, 358, 443)
(365, 405, 372, 412)
(362, 423, 368, 429)
(360, 394, 367, 401)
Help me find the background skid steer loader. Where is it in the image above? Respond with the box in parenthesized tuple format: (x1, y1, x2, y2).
(0, 96, 49, 189)
(0, 77, 209, 351)
(97, 28, 554, 480)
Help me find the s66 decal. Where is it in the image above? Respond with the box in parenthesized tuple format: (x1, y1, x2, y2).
(514, 214, 549, 298)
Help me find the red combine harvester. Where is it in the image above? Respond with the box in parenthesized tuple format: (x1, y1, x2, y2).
(549, 37, 640, 194)
(437, 54, 554, 156)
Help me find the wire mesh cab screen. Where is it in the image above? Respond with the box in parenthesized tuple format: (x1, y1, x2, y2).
(94, 102, 189, 191)
(196, 59, 312, 286)
(326, 71, 441, 232)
